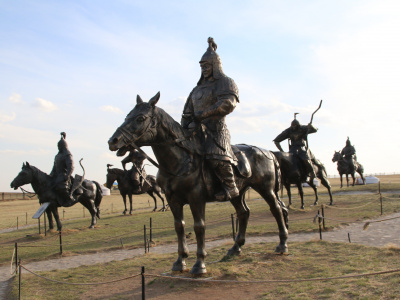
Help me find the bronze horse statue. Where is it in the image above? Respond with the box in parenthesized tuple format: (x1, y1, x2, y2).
(108, 92, 288, 274)
(332, 151, 365, 188)
(10, 162, 103, 230)
(273, 152, 333, 209)
(105, 165, 167, 214)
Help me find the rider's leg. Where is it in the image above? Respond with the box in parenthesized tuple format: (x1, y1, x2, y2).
(208, 159, 239, 201)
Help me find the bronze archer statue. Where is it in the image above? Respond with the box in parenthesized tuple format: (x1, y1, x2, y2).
(121, 149, 147, 193)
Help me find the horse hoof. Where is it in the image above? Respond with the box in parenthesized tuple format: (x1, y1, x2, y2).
(89, 225, 95, 229)
(190, 262, 207, 275)
(300, 205, 304, 209)
(172, 261, 187, 272)
(123, 211, 127, 215)
(227, 247, 241, 256)
(129, 212, 132, 215)
(275, 244, 288, 254)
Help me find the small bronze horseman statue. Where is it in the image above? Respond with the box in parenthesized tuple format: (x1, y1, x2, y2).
(181, 37, 239, 201)
(121, 149, 147, 193)
(50, 132, 78, 207)
(341, 137, 357, 173)
(273, 114, 318, 178)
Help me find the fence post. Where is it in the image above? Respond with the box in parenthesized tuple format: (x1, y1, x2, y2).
(26, 212, 28, 225)
(380, 193, 383, 215)
(38, 217, 41, 235)
(348, 232, 351, 243)
(141, 266, 145, 300)
(318, 210, 322, 240)
(321, 205, 326, 230)
(150, 217, 153, 243)
(15, 243, 18, 273)
(44, 212, 47, 236)
(144, 225, 147, 253)
(231, 214, 235, 241)
(2, 192, 4, 201)
(17, 217, 19, 230)
(18, 259, 22, 300)
(59, 231, 63, 255)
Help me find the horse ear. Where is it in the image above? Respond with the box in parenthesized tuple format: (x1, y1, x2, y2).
(22, 162, 25, 168)
(149, 92, 160, 107)
(26, 162, 30, 167)
(137, 95, 144, 104)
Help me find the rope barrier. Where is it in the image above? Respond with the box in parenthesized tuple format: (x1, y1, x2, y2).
(381, 195, 400, 200)
(322, 199, 377, 210)
(145, 268, 400, 283)
(20, 265, 141, 285)
(10, 247, 16, 275)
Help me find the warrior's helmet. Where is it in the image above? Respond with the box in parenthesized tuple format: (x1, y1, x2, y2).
(198, 37, 225, 84)
(291, 113, 300, 128)
(57, 132, 69, 151)
(346, 137, 352, 146)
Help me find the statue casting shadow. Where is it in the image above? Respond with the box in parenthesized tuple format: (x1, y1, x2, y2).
(332, 151, 365, 188)
(10, 162, 103, 230)
(108, 93, 289, 275)
(105, 164, 167, 214)
(273, 152, 333, 209)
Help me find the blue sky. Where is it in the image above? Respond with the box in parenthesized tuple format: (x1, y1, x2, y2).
(1, 0, 399, 192)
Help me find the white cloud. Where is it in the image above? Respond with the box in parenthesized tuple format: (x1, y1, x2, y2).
(100, 105, 123, 114)
(0, 112, 16, 123)
(33, 98, 58, 112)
(8, 93, 22, 104)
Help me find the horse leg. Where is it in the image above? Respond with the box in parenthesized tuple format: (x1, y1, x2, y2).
(308, 179, 319, 206)
(285, 182, 292, 208)
(80, 198, 97, 229)
(189, 200, 207, 274)
(320, 177, 333, 206)
(351, 173, 356, 186)
(257, 186, 288, 254)
(227, 192, 250, 256)
(169, 201, 189, 272)
(52, 206, 62, 232)
(153, 189, 167, 211)
(147, 191, 157, 212)
(296, 182, 305, 209)
(346, 174, 350, 187)
(122, 193, 128, 215)
(128, 194, 133, 215)
(358, 169, 366, 185)
(340, 174, 343, 188)
(46, 207, 54, 230)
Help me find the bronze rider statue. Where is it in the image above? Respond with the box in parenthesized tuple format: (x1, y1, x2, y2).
(341, 137, 357, 173)
(181, 37, 239, 201)
(121, 149, 147, 193)
(50, 132, 77, 207)
(273, 114, 318, 179)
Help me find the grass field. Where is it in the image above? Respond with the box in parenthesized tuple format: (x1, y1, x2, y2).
(2, 175, 400, 299)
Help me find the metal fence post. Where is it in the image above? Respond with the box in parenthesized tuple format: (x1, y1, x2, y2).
(144, 225, 147, 253)
(59, 231, 63, 255)
(141, 266, 145, 300)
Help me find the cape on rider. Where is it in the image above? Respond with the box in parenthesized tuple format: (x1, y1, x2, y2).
(181, 37, 239, 201)
(273, 115, 318, 179)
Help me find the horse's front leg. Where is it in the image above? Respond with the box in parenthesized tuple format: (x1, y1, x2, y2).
(169, 201, 189, 272)
(128, 194, 133, 215)
(147, 192, 157, 212)
(346, 174, 350, 187)
(340, 174, 343, 188)
(52, 205, 62, 232)
(297, 183, 305, 209)
(227, 193, 249, 256)
(121, 193, 128, 215)
(45, 207, 54, 230)
(351, 173, 356, 186)
(189, 199, 207, 274)
(79, 198, 97, 228)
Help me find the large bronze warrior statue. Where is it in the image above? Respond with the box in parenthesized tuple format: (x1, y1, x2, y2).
(50, 132, 77, 207)
(341, 137, 357, 172)
(121, 149, 147, 193)
(273, 114, 319, 178)
(181, 37, 239, 201)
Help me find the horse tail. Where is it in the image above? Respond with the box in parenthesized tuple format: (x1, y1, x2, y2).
(272, 152, 281, 194)
(93, 181, 103, 209)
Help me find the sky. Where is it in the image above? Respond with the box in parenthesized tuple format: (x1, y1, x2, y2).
(1, 0, 400, 192)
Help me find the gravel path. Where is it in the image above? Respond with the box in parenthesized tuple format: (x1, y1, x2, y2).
(1, 211, 399, 299)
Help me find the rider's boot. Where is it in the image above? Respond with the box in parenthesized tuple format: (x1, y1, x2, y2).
(306, 160, 317, 180)
(132, 180, 141, 194)
(210, 160, 240, 201)
(58, 188, 78, 207)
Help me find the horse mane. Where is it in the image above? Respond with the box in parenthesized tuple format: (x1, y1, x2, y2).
(108, 168, 125, 176)
(155, 106, 200, 154)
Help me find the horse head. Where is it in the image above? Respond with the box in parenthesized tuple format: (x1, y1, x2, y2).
(10, 162, 34, 190)
(332, 151, 342, 162)
(108, 92, 164, 155)
(105, 168, 120, 189)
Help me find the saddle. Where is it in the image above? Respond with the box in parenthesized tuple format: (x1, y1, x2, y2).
(232, 145, 252, 178)
(70, 174, 85, 195)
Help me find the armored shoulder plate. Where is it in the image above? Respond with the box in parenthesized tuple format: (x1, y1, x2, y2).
(216, 76, 239, 101)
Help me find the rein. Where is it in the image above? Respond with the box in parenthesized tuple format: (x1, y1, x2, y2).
(19, 187, 37, 198)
